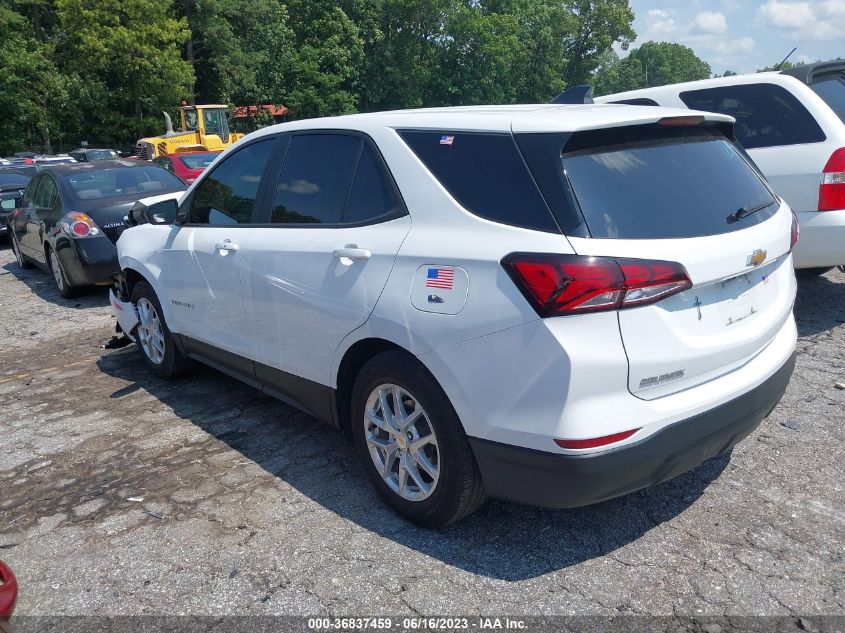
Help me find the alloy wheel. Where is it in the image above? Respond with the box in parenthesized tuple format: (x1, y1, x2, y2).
(49, 249, 64, 292)
(136, 298, 165, 365)
(364, 383, 440, 501)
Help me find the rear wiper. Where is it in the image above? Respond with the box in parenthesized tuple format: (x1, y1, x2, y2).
(726, 200, 776, 224)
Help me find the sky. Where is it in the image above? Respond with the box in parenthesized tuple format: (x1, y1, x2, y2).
(626, 0, 845, 74)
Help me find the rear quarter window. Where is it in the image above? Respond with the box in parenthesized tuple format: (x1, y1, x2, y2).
(679, 83, 825, 149)
(399, 130, 560, 233)
(809, 73, 845, 124)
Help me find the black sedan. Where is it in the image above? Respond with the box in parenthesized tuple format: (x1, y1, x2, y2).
(8, 160, 185, 298)
(0, 169, 31, 239)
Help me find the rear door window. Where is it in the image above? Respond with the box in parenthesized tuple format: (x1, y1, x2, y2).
(679, 84, 825, 149)
(562, 127, 778, 239)
(809, 73, 845, 124)
(270, 134, 361, 225)
(399, 131, 560, 233)
(344, 142, 404, 224)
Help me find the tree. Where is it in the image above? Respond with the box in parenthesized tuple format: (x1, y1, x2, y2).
(55, 0, 194, 143)
(593, 41, 711, 95)
(562, 0, 635, 87)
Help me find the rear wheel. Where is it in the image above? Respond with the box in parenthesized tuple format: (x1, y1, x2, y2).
(10, 231, 32, 269)
(351, 350, 486, 528)
(796, 266, 834, 279)
(130, 281, 193, 379)
(47, 246, 81, 299)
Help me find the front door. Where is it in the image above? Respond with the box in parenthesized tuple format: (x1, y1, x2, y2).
(157, 137, 278, 378)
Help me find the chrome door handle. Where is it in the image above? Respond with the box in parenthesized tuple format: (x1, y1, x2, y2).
(215, 239, 239, 252)
(333, 247, 371, 261)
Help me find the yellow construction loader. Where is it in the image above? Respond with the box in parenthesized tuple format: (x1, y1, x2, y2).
(135, 104, 244, 160)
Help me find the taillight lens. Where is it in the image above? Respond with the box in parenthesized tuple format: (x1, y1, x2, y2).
(819, 148, 845, 211)
(790, 210, 800, 251)
(59, 212, 101, 238)
(555, 429, 640, 450)
(502, 253, 692, 317)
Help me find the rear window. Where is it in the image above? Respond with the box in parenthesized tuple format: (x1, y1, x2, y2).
(0, 173, 29, 189)
(65, 167, 184, 200)
(87, 150, 118, 161)
(178, 153, 219, 170)
(399, 130, 559, 233)
(680, 84, 825, 149)
(562, 127, 778, 239)
(809, 74, 845, 124)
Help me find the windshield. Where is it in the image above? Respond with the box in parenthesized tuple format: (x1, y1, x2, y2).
(810, 77, 845, 124)
(88, 150, 118, 161)
(64, 167, 184, 200)
(562, 128, 778, 239)
(178, 153, 219, 170)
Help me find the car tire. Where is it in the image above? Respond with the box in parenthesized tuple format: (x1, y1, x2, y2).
(47, 245, 82, 299)
(10, 231, 32, 269)
(130, 281, 193, 379)
(351, 350, 486, 528)
(796, 266, 834, 279)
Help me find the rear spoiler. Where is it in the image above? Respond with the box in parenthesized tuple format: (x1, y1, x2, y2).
(550, 85, 594, 105)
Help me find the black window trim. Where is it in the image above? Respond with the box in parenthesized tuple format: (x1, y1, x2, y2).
(178, 135, 284, 228)
(252, 128, 410, 229)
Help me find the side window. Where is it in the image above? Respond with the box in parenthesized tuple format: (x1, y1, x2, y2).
(34, 176, 58, 209)
(270, 134, 361, 224)
(23, 176, 42, 206)
(344, 143, 404, 224)
(190, 139, 274, 225)
(609, 98, 659, 106)
(399, 130, 559, 232)
(680, 84, 826, 149)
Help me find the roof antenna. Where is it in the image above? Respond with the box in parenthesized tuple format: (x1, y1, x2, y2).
(550, 85, 594, 105)
(775, 47, 797, 71)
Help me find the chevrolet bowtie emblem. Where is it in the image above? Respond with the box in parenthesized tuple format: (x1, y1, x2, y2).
(748, 249, 767, 267)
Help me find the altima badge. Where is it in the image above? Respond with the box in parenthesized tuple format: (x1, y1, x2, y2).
(747, 249, 767, 267)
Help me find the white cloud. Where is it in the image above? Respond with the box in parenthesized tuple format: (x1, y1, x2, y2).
(712, 36, 757, 55)
(694, 11, 729, 34)
(646, 9, 677, 35)
(756, 0, 845, 41)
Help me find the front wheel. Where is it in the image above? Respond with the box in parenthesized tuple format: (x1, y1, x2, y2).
(351, 350, 486, 528)
(10, 231, 32, 269)
(130, 281, 193, 379)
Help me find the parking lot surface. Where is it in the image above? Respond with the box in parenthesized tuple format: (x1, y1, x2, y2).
(0, 244, 843, 618)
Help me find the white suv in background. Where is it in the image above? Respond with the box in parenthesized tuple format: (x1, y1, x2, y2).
(597, 61, 845, 276)
(111, 105, 797, 527)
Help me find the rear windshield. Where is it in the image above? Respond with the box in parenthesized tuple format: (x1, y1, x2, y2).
(562, 127, 778, 239)
(810, 75, 845, 124)
(178, 153, 218, 169)
(0, 173, 30, 189)
(64, 167, 184, 200)
(87, 150, 118, 161)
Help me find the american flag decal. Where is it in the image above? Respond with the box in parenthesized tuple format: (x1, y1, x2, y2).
(439, 135, 454, 145)
(426, 267, 454, 290)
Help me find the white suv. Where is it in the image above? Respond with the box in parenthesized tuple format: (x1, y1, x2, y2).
(111, 105, 798, 527)
(597, 61, 845, 276)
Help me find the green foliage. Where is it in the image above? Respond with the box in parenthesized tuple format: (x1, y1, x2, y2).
(0, 0, 644, 152)
(593, 41, 711, 96)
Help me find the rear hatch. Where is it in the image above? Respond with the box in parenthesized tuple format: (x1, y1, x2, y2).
(554, 122, 794, 398)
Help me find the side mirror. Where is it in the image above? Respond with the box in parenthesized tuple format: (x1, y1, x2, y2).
(127, 199, 177, 227)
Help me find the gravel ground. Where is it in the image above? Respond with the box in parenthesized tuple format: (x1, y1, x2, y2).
(0, 242, 843, 620)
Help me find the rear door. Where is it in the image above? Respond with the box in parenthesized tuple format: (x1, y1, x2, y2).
(555, 124, 795, 399)
(241, 131, 411, 391)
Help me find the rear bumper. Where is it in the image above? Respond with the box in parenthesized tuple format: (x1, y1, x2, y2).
(470, 352, 795, 509)
(57, 236, 119, 286)
(792, 209, 845, 268)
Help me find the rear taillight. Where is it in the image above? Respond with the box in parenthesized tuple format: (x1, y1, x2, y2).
(790, 210, 800, 251)
(819, 148, 845, 211)
(58, 212, 101, 238)
(502, 253, 692, 317)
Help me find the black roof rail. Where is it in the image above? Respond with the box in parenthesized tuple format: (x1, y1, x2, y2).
(550, 85, 594, 105)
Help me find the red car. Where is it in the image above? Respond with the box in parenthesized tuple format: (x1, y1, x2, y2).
(152, 151, 220, 185)
(0, 559, 17, 627)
